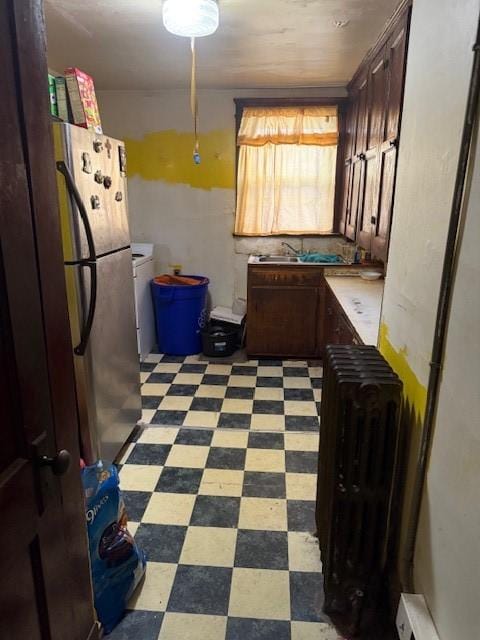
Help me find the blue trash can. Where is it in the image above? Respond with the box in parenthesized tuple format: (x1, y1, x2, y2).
(151, 275, 209, 355)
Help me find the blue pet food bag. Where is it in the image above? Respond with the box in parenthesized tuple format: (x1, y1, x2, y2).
(82, 462, 146, 634)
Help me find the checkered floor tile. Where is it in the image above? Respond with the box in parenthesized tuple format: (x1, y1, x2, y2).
(139, 354, 322, 432)
(109, 354, 343, 640)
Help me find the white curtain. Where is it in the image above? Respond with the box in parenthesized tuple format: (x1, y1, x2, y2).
(235, 106, 338, 236)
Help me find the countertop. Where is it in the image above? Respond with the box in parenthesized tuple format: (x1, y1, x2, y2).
(247, 255, 383, 273)
(325, 275, 384, 346)
(248, 254, 346, 266)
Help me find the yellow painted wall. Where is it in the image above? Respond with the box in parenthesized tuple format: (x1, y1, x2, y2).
(379, 322, 427, 588)
(125, 129, 236, 191)
(379, 323, 427, 424)
(97, 88, 347, 306)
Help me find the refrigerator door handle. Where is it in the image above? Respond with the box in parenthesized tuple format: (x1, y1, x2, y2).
(74, 261, 97, 356)
(56, 160, 98, 356)
(56, 160, 97, 262)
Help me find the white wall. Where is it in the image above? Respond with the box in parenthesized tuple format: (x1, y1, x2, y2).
(380, 0, 480, 638)
(97, 87, 346, 307)
(416, 124, 480, 640)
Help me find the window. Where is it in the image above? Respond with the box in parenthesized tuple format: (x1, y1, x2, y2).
(235, 105, 339, 236)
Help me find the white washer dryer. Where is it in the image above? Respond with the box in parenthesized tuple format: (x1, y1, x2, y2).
(131, 243, 156, 361)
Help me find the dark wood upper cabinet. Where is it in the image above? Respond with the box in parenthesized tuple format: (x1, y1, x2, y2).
(338, 157, 352, 236)
(371, 11, 409, 261)
(358, 48, 388, 251)
(367, 48, 389, 151)
(345, 100, 358, 160)
(346, 158, 364, 241)
(353, 76, 369, 156)
(338, 1, 411, 262)
(338, 99, 357, 235)
(373, 142, 398, 260)
(385, 15, 409, 142)
(345, 76, 368, 241)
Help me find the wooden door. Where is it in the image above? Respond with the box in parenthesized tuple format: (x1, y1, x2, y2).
(0, 2, 97, 639)
(248, 286, 319, 357)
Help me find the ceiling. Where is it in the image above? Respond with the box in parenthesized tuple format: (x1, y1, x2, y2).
(45, 0, 400, 90)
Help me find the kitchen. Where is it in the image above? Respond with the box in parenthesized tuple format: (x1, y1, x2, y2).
(1, 1, 479, 640)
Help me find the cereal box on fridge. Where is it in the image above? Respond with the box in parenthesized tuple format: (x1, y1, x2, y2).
(65, 67, 102, 134)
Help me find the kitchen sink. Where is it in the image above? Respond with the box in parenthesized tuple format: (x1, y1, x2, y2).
(258, 255, 299, 263)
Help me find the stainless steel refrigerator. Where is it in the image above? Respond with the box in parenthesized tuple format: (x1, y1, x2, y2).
(53, 123, 141, 464)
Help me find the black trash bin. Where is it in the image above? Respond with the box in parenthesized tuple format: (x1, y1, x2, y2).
(201, 321, 240, 357)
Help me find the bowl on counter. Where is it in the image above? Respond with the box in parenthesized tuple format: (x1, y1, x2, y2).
(359, 270, 383, 281)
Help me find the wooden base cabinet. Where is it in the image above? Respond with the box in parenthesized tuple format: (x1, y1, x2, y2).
(247, 266, 325, 358)
(324, 285, 361, 346)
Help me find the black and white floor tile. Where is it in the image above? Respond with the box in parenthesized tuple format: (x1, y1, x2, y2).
(139, 354, 323, 432)
(110, 354, 343, 640)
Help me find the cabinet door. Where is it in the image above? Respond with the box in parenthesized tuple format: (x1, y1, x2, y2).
(247, 286, 318, 357)
(354, 77, 368, 156)
(338, 98, 359, 235)
(324, 294, 359, 346)
(338, 158, 352, 236)
(345, 156, 364, 241)
(385, 14, 408, 142)
(357, 150, 379, 250)
(345, 100, 358, 160)
(358, 49, 388, 250)
(345, 75, 368, 241)
(371, 13, 408, 260)
(324, 288, 336, 347)
(367, 49, 388, 151)
(337, 312, 357, 345)
(372, 142, 397, 261)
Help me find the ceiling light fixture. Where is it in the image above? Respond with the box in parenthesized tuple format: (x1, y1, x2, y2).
(162, 0, 220, 165)
(333, 19, 350, 29)
(163, 0, 219, 38)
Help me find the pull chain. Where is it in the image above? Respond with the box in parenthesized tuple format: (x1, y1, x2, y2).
(191, 37, 200, 164)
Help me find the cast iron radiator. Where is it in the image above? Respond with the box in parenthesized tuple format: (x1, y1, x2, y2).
(316, 345, 402, 635)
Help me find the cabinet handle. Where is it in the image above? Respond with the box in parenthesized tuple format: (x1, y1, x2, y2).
(357, 152, 366, 160)
(389, 138, 397, 148)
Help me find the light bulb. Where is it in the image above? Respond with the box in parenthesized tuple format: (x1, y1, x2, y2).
(163, 0, 219, 38)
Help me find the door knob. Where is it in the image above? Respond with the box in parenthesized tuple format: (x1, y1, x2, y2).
(38, 449, 71, 476)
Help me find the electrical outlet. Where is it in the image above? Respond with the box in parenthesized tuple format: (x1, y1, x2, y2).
(396, 594, 440, 640)
(169, 263, 182, 275)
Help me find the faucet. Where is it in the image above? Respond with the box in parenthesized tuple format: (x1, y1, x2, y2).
(281, 241, 300, 256)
